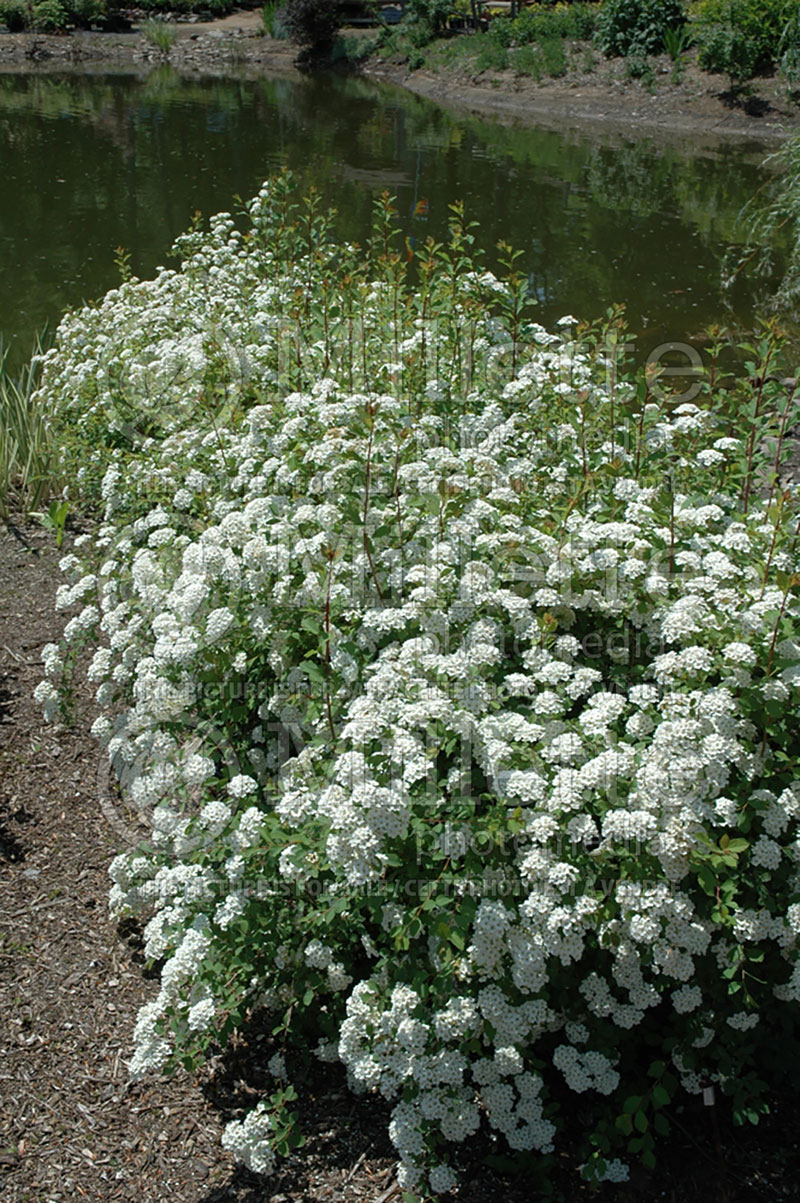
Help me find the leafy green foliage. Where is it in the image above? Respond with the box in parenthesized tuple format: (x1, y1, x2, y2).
(36, 174, 800, 1191)
(406, 0, 454, 39)
(509, 35, 568, 80)
(1, 0, 105, 28)
(475, 34, 509, 71)
(727, 134, 800, 326)
(663, 22, 692, 62)
(539, 34, 568, 76)
(284, 0, 343, 50)
(142, 16, 176, 51)
(510, 1, 598, 45)
(780, 5, 800, 83)
(0, 335, 54, 521)
(68, 0, 103, 24)
(261, 0, 290, 36)
(0, 0, 30, 28)
(31, 0, 68, 27)
(34, 498, 70, 547)
(330, 30, 378, 63)
(694, 0, 796, 81)
(595, 0, 686, 57)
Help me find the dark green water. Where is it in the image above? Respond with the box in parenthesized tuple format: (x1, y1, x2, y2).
(0, 68, 776, 372)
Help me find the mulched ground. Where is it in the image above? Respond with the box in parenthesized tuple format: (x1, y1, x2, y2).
(2, 513, 800, 1203)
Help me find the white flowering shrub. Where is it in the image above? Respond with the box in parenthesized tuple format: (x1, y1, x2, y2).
(37, 174, 800, 1193)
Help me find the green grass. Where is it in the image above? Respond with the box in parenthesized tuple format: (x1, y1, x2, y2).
(539, 35, 567, 77)
(475, 37, 509, 72)
(511, 43, 543, 79)
(417, 19, 583, 81)
(510, 37, 569, 80)
(0, 337, 53, 520)
(331, 32, 380, 65)
(425, 31, 485, 65)
(509, 2, 598, 45)
(142, 17, 177, 53)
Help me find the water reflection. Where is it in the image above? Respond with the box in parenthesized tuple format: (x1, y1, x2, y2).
(0, 68, 776, 371)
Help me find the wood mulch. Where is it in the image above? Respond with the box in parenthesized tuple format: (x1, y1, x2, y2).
(1, 513, 800, 1203)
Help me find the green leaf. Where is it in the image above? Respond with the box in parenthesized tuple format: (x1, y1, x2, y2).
(634, 1110, 649, 1133)
(302, 659, 326, 685)
(725, 838, 749, 854)
(652, 1083, 670, 1109)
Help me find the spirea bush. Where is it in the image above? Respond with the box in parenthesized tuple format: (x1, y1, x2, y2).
(36, 173, 800, 1193)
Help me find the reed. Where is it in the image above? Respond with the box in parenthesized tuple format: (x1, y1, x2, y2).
(0, 336, 53, 519)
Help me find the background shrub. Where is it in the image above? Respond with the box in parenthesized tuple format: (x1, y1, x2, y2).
(694, 0, 796, 80)
(31, 0, 68, 29)
(730, 133, 800, 323)
(0, 0, 29, 28)
(402, 0, 455, 45)
(511, 1, 598, 45)
(284, 0, 343, 50)
(0, 0, 104, 26)
(595, 0, 686, 57)
(65, 0, 104, 26)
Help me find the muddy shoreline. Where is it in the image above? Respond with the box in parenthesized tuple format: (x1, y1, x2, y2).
(1, 17, 799, 144)
(363, 54, 800, 147)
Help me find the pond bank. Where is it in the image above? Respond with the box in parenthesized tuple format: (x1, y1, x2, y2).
(364, 51, 800, 145)
(0, 10, 299, 77)
(1, 16, 799, 143)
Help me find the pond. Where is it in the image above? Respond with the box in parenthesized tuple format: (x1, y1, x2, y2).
(0, 67, 778, 373)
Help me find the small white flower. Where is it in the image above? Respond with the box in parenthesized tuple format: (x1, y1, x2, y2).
(227, 774, 257, 799)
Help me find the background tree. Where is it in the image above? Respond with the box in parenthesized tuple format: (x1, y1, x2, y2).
(284, 0, 343, 57)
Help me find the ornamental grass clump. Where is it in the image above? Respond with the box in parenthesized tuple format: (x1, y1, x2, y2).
(0, 334, 54, 518)
(36, 173, 800, 1193)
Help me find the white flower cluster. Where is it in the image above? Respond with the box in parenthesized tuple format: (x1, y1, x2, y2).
(222, 1102, 276, 1176)
(36, 175, 800, 1190)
